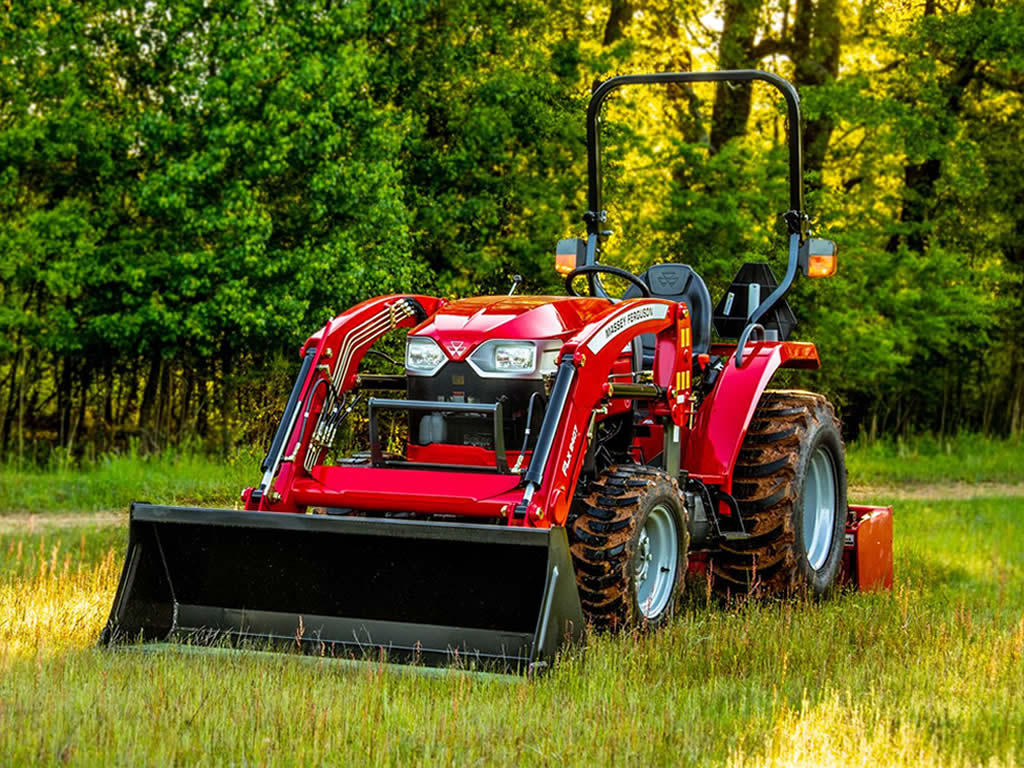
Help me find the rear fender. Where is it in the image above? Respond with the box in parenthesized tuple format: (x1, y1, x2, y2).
(684, 341, 819, 492)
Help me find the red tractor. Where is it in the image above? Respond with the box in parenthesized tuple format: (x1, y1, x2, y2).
(102, 70, 893, 671)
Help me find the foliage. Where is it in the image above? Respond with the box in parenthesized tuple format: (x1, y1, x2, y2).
(1, 0, 1023, 459)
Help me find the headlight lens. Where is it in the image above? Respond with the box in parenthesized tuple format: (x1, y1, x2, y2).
(469, 341, 536, 375)
(405, 337, 446, 375)
(495, 343, 536, 371)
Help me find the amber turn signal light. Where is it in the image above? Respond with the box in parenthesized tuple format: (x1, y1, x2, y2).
(555, 238, 586, 276)
(800, 238, 838, 278)
(807, 253, 837, 278)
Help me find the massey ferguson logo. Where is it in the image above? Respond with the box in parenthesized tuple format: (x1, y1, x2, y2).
(602, 306, 656, 343)
(655, 271, 680, 290)
(586, 303, 669, 354)
(445, 340, 467, 358)
(561, 424, 580, 476)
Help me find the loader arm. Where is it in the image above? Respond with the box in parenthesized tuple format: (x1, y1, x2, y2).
(248, 293, 443, 511)
(516, 299, 693, 526)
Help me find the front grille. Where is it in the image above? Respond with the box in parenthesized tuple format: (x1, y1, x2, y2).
(407, 362, 544, 450)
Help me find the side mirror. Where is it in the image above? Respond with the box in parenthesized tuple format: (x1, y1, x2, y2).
(799, 238, 838, 278)
(555, 238, 586, 276)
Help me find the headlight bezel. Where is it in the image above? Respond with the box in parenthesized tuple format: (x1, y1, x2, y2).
(467, 339, 563, 380)
(405, 336, 563, 379)
(468, 340, 536, 376)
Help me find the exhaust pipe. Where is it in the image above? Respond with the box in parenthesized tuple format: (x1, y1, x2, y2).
(101, 504, 585, 672)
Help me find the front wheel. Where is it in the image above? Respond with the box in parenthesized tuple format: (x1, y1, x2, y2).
(569, 466, 689, 629)
(715, 391, 847, 597)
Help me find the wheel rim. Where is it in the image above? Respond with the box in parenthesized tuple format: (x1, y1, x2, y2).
(633, 503, 679, 619)
(802, 446, 837, 571)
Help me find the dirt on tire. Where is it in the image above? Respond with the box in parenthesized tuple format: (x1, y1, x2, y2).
(569, 465, 688, 630)
(712, 390, 846, 597)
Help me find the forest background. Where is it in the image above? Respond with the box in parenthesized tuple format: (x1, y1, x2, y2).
(1, 0, 1022, 464)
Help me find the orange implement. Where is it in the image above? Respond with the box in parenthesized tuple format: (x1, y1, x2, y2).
(843, 505, 894, 591)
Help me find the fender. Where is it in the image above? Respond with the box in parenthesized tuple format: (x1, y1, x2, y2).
(684, 341, 819, 492)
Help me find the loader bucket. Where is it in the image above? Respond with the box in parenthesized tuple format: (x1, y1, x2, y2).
(101, 504, 585, 672)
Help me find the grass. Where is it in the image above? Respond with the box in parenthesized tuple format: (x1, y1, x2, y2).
(1, 433, 1021, 517)
(0, 449, 256, 515)
(1, 495, 1022, 766)
(846, 433, 1024, 487)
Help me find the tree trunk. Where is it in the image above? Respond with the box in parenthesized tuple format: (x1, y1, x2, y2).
(138, 353, 162, 450)
(1, 347, 21, 452)
(58, 357, 73, 449)
(219, 347, 235, 455)
(603, 0, 634, 46)
(789, 0, 842, 177)
(710, 0, 763, 151)
(886, 3, 977, 253)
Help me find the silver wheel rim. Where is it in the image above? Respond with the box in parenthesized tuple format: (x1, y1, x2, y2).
(802, 446, 837, 571)
(633, 503, 679, 619)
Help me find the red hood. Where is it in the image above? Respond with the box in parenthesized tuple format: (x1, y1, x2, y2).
(411, 295, 611, 361)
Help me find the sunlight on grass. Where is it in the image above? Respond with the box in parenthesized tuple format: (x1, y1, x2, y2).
(0, 535, 119, 660)
(730, 692, 1018, 768)
(0, 498, 1021, 765)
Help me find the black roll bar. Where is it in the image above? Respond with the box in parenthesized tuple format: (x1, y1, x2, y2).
(583, 69, 810, 338)
(585, 70, 807, 243)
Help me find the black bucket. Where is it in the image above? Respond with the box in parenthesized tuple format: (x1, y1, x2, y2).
(101, 504, 585, 672)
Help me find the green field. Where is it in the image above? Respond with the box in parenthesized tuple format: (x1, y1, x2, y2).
(1, 434, 1022, 517)
(1, 441, 1022, 766)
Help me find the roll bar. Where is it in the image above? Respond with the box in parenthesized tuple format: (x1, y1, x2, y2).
(585, 69, 806, 243)
(582, 69, 810, 328)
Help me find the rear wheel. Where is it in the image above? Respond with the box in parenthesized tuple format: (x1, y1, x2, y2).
(714, 391, 847, 597)
(569, 466, 688, 629)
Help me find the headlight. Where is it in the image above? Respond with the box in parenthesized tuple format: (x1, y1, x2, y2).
(405, 337, 446, 376)
(468, 340, 537, 376)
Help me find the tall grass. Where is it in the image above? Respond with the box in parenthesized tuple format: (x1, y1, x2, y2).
(3, 433, 1022, 517)
(1, 497, 1022, 766)
(0, 448, 257, 514)
(846, 433, 1024, 486)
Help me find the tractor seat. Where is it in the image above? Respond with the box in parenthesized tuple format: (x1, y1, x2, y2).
(623, 263, 713, 366)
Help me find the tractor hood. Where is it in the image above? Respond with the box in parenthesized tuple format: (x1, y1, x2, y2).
(411, 295, 611, 362)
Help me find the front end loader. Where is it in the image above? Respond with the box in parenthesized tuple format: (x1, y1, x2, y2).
(102, 70, 893, 672)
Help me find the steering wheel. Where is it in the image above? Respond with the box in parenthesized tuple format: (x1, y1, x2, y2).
(565, 264, 651, 299)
